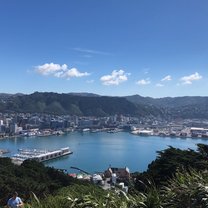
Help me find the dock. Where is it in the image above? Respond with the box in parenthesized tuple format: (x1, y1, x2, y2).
(11, 147, 72, 165)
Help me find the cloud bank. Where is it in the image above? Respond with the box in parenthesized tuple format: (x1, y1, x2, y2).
(100, 70, 129, 85)
(36, 63, 90, 79)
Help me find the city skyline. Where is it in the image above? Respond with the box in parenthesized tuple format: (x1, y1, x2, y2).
(0, 0, 208, 97)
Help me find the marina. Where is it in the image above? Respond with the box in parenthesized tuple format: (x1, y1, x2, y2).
(11, 147, 72, 165)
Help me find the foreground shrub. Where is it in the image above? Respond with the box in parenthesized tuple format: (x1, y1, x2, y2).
(162, 169, 208, 208)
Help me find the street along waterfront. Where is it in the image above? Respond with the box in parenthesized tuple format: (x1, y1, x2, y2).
(1, 131, 208, 173)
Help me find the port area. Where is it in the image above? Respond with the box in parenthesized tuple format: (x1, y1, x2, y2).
(11, 147, 72, 165)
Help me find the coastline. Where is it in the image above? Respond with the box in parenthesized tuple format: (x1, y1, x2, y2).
(1, 127, 207, 141)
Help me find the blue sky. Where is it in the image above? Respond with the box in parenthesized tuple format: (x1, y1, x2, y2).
(0, 0, 208, 97)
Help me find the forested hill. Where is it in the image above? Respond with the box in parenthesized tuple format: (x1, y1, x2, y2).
(0, 92, 161, 117)
(126, 95, 208, 119)
(1, 92, 208, 119)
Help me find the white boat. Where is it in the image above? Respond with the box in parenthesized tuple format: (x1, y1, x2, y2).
(82, 128, 90, 132)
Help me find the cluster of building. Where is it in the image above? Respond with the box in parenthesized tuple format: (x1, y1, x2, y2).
(69, 166, 130, 193)
(0, 112, 137, 138)
(1, 112, 208, 139)
(131, 119, 208, 138)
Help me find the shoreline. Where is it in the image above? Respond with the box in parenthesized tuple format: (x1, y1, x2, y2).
(0, 129, 207, 141)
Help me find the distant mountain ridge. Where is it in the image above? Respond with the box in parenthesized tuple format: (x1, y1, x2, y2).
(0, 93, 24, 101)
(67, 92, 100, 97)
(0, 92, 208, 119)
(126, 95, 208, 119)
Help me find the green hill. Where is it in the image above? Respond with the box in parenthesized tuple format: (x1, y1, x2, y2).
(126, 95, 208, 119)
(0, 92, 162, 117)
(1, 92, 208, 119)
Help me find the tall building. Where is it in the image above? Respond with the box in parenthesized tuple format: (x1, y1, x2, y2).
(9, 123, 19, 134)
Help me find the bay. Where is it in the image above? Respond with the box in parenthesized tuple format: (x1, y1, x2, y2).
(1, 132, 208, 173)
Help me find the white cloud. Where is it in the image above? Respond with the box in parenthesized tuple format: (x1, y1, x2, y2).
(35, 63, 90, 79)
(156, 83, 164, 87)
(136, 78, 151, 85)
(100, 70, 129, 85)
(64, 68, 89, 78)
(161, 75, 172, 82)
(180, 72, 202, 85)
(36, 63, 67, 75)
(74, 47, 111, 56)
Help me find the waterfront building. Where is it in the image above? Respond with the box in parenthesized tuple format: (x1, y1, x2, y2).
(9, 123, 19, 134)
(50, 119, 64, 129)
(0, 124, 6, 133)
(190, 127, 208, 137)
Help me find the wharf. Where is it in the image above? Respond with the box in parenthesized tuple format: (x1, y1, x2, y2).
(11, 147, 72, 165)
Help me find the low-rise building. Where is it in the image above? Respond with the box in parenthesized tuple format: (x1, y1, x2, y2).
(104, 166, 130, 180)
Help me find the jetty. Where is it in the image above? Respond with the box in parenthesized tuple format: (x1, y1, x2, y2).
(11, 147, 72, 165)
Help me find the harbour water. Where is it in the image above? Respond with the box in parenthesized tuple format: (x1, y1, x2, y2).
(1, 132, 208, 173)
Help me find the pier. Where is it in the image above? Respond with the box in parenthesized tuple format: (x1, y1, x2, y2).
(11, 147, 72, 165)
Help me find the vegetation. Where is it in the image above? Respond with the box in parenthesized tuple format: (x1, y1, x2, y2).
(126, 94, 208, 119)
(0, 92, 163, 117)
(162, 169, 208, 207)
(1, 144, 208, 207)
(29, 184, 145, 208)
(26, 170, 208, 208)
(0, 158, 77, 206)
(135, 144, 208, 187)
(2, 92, 208, 119)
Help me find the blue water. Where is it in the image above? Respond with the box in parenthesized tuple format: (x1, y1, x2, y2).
(1, 132, 208, 173)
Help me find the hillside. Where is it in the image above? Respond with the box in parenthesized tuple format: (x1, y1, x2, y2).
(126, 95, 208, 119)
(1, 92, 208, 119)
(0, 92, 161, 117)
